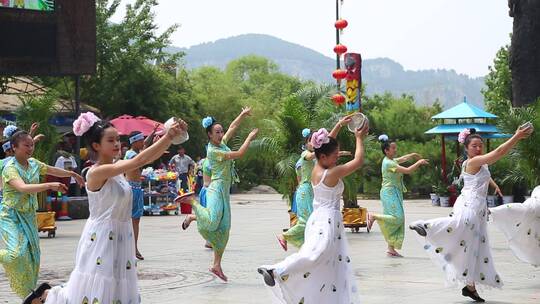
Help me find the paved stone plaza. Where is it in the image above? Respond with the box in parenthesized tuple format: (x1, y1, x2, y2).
(1, 194, 539, 303)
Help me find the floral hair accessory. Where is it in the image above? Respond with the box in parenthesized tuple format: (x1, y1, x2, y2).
(311, 128, 330, 149)
(73, 112, 101, 137)
(378, 134, 389, 142)
(458, 128, 471, 144)
(2, 141, 11, 152)
(3, 125, 18, 139)
(302, 128, 311, 138)
(202, 116, 214, 129)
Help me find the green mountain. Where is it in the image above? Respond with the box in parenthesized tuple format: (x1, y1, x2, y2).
(169, 34, 486, 108)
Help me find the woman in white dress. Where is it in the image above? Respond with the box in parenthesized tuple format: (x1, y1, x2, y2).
(490, 185, 540, 267)
(257, 122, 369, 304)
(25, 112, 186, 304)
(409, 126, 532, 302)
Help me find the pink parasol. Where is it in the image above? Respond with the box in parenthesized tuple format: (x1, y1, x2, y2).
(110, 115, 165, 136)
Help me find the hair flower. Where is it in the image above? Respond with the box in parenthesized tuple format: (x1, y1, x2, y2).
(73, 112, 101, 136)
(311, 128, 330, 149)
(202, 116, 214, 129)
(458, 128, 471, 144)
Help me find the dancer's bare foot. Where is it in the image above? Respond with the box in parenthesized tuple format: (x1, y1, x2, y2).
(210, 266, 228, 282)
(386, 248, 403, 258)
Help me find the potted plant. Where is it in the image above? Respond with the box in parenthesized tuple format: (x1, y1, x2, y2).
(430, 185, 440, 206)
(436, 184, 451, 207)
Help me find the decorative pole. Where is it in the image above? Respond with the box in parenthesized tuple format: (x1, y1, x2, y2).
(331, 0, 348, 106)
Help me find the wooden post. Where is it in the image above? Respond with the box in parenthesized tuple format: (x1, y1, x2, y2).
(441, 135, 447, 183)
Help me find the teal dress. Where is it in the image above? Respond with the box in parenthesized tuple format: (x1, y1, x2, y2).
(376, 157, 406, 249)
(0, 158, 47, 298)
(193, 140, 237, 255)
(283, 151, 315, 248)
(198, 159, 212, 207)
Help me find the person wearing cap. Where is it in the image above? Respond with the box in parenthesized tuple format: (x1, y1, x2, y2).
(124, 127, 158, 261)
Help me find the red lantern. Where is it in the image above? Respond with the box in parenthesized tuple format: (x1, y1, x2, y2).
(335, 19, 348, 30)
(331, 94, 346, 105)
(332, 69, 347, 80)
(333, 44, 348, 56)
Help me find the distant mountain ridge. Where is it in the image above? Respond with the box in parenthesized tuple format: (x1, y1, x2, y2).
(168, 34, 486, 108)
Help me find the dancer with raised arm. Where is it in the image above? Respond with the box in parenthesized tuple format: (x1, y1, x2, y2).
(23, 112, 187, 304)
(409, 126, 532, 302)
(367, 135, 428, 257)
(257, 122, 368, 304)
(180, 107, 257, 282)
(276, 115, 353, 251)
(0, 130, 83, 300)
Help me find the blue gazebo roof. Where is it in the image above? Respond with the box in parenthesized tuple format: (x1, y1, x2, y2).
(425, 123, 499, 135)
(431, 97, 497, 120)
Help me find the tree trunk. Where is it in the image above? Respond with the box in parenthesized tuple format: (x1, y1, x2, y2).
(508, 0, 540, 107)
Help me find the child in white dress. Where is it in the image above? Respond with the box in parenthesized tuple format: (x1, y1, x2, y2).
(24, 112, 187, 304)
(410, 126, 532, 302)
(258, 123, 368, 304)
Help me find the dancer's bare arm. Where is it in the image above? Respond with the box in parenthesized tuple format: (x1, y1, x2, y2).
(87, 121, 186, 191)
(329, 114, 354, 139)
(467, 126, 532, 170)
(394, 159, 429, 175)
(222, 129, 258, 160)
(223, 107, 251, 143)
(395, 153, 421, 164)
(327, 124, 369, 183)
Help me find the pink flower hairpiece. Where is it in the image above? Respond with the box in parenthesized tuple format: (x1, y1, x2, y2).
(311, 128, 330, 149)
(458, 128, 471, 144)
(73, 112, 101, 136)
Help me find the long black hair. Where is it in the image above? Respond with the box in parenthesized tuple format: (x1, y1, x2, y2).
(83, 120, 114, 152)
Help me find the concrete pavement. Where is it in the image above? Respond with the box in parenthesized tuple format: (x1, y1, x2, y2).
(1, 194, 539, 303)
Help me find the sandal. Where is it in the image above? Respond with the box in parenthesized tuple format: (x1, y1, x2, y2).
(386, 251, 403, 258)
(462, 286, 485, 302)
(181, 216, 191, 230)
(136, 251, 145, 261)
(209, 268, 228, 282)
(257, 267, 276, 287)
(409, 222, 427, 237)
(204, 242, 213, 249)
(275, 234, 287, 251)
(23, 283, 51, 304)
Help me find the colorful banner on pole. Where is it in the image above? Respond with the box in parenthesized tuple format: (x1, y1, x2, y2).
(344, 53, 362, 112)
(0, 0, 54, 11)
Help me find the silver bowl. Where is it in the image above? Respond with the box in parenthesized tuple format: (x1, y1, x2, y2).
(347, 112, 368, 132)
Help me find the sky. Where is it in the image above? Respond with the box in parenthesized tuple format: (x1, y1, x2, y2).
(111, 0, 513, 78)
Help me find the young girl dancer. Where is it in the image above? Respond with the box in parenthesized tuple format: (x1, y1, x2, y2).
(181, 107, 258, 282)
(24, 112, 186, 304)
(409, 126, 532, 302)
(490, 185, 540, 267)
(276, 116, 354, 251)
(257, 122, 368, 304)
(0, 130, 83, 300)
(367, 135, 428, 257)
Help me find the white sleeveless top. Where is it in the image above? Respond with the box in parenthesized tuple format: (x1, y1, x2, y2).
(312, 169, 344, 210)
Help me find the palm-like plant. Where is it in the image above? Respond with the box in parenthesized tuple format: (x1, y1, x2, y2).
(251, 84, 333, 203)
(497, 99, 540, 189)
